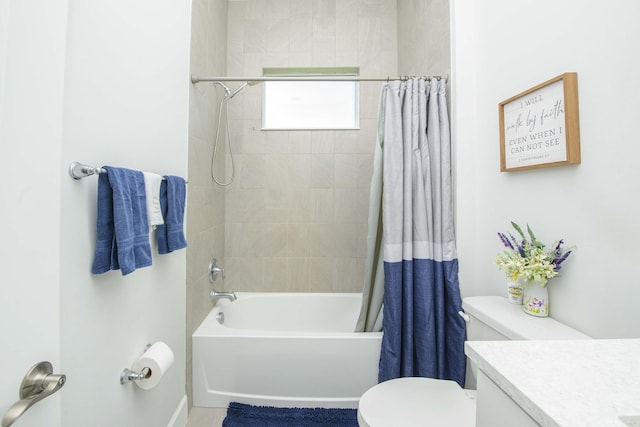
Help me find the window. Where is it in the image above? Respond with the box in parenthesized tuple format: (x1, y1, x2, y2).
(262, 67, 360, 130)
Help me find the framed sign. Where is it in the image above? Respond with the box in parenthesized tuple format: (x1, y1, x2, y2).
(499, 73, 581, 172)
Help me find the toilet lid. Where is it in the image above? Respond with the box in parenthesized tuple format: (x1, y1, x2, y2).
(357, 377, 476, 427)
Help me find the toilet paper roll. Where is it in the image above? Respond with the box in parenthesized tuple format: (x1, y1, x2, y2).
(131, 342, 174, 390)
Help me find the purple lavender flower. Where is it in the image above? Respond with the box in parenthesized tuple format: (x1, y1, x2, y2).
(554, 250, 572, 270)
(554, 239, 564, 251)
(498, 232, 514, 249)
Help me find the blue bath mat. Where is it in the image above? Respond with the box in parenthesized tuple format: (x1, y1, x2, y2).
(222, 402, 358, 427)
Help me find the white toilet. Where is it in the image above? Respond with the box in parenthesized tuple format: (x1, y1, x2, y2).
(357, 296, 591, 426)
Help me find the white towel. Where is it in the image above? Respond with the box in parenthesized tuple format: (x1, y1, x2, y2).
(143, 172, 164, 229)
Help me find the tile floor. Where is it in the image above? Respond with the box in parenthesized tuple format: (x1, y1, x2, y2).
(186, 407, 227, 427)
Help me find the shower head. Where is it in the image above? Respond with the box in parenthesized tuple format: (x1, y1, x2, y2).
(213, 81, 232, 98)
(228, 82, 249, 99)
(212, 80, 260, 99)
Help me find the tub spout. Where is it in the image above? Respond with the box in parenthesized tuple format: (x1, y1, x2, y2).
(210, 289, 237, 303)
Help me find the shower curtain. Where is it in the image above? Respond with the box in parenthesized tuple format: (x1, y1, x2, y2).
(356, 78, 466, 387)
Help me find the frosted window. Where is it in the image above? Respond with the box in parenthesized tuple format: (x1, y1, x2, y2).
(262, 68, 359, 130)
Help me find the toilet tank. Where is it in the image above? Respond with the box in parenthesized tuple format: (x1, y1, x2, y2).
(462, 296, 591, 341)
(461, 296, 590, 388)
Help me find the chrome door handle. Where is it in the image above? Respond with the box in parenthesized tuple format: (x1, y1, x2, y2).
(2, 361, 66, 427)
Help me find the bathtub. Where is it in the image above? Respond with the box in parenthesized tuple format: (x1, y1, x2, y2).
(192, 292, 382, 409)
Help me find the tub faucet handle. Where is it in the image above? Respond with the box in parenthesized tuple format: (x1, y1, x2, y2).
(209, 258, 225, 282)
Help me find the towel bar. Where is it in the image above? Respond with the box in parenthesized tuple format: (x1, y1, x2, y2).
(69, 162, 106, 180)
(68, 162, 188, 183)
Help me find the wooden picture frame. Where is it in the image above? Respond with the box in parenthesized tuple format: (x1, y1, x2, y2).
(499, 73, 581, 172)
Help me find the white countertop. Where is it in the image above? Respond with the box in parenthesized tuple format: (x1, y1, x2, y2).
(466, 339, 640, 427)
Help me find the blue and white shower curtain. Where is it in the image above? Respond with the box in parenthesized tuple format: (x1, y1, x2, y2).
(374, 78, 466, 387)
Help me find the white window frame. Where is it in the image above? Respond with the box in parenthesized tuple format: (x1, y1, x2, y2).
(261, 67, 360, 131)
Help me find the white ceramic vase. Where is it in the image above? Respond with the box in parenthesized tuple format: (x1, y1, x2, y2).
(522, 280, 549, 317)
(506, 280, 523, 305)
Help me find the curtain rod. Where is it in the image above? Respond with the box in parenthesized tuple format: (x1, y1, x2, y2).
(190, 75, 447, 84)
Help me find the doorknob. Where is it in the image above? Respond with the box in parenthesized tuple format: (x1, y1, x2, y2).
(2, 361, 66, 427)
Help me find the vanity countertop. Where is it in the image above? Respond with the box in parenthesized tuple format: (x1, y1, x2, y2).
(465, 338, 640, 427)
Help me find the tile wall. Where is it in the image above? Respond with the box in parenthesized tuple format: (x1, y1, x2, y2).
(222, 0, 398, 293)
(186, 0, 228, 408)
(397, 0, 450, 78)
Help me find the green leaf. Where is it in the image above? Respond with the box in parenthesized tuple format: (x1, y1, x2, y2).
(511, 221, 525, 240)
(526, 224, 537, 242)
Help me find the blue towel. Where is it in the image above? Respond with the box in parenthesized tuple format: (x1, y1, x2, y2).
(91, 166, 152, 275)
(156, 175, 187, 254)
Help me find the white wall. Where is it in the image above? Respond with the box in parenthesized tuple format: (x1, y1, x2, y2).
(452, 0, 640, 338)
(0, 0, 67, 425)
(58, 0, 191, 426)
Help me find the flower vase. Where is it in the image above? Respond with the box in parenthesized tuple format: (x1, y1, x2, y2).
(506, 280, 523, 305)
(522, 281, 549, 317)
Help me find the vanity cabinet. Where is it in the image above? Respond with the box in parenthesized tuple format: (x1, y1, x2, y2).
(475, 371, 538, 427)
(467, 339, 640, 427)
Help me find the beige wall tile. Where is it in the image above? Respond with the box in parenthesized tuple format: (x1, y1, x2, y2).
(334, 154, 358, 188)
(288, 224, 310, 257)
(333, 223, 357, 258)
(312, 0, 336, 18)
(287, 257, 310, 291)
(290, 0, 313, 17)
(238, 153, 266, 188)
(220, 0, 399, 295)
(226, 188, 266, 223)
(187, 0, 228, 409)
(287, 188, 312, 223)
(226, 222, 264, 257)
(244, 0, 267, 19)
(357, 153, 374, 189)
(310, 188, 334, 223)
(287, 154, 311, 187)
(334, 130, 359, 154)
(334, 188, 358, 223)
(266, 131, 291, 154)
(311, 130, 335, 153)
(264, 223, 288, 257)
(309, 257, 336, 292)
(288, 131, 312, 153)
(335, 257, 359, 292)
(267, 18, 290, 53)
(359, 83, 381, 120)
(224, 257, 264, 290)
(264, 187, 289, 222)
(290, 16, 313, 52)
(264, 257, 288, 290)
(311, 154, 334, 188)
(289, 51, 313, 67)
(310, 223, 335, 257)
(267, 0, 290, 19)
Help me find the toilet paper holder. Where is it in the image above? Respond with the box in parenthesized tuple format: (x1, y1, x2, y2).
(120, 367, 151, 384)
(120, 344, 152, 385)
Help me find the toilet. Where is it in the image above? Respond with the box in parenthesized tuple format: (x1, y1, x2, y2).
(357, 296, 591, 426)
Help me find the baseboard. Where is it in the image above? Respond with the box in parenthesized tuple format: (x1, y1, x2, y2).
(167, 395, 188, 427)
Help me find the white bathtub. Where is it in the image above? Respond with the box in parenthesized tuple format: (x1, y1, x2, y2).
(192, 292, 382, 409)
